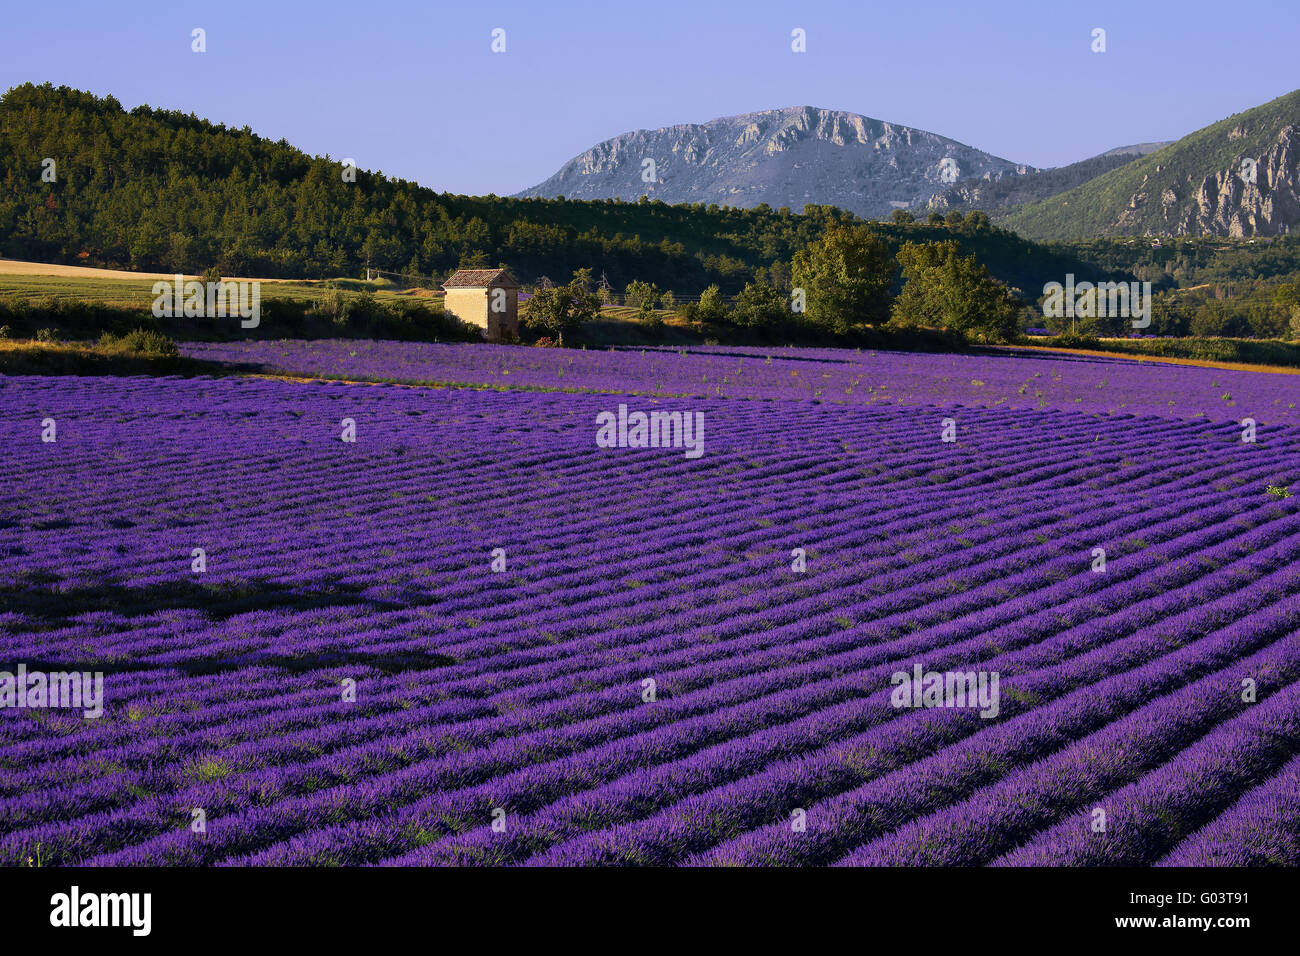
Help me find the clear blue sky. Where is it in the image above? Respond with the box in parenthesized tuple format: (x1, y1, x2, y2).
(3, 0, 1297, 196)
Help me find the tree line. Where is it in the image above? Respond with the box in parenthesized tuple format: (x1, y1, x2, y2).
(524, 226, 1022, 344)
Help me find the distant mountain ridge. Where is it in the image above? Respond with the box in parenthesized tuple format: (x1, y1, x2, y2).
(1096, 143, 1173, 159)
(516, 106, 1031, 220)
(923, 142, 1173, 215)
(523, 91, 1300, 240)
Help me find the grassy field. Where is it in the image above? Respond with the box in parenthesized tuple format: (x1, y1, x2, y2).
(0, 270, 432, 309)
(0, 264, 695, 343)
(0, 263, 478, 344)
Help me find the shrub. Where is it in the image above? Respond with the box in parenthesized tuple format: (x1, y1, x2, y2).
(1048, 331, 1101, 349)
(320, 290, 347, 321)
(97, 328, 179, 357)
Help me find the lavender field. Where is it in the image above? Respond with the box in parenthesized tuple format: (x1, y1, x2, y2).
(2, 345, 1299, 867)
(182, 339, 1300, 422)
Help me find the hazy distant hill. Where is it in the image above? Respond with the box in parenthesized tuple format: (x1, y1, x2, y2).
(516, 106, 1030, 220)
(1001, 89, 1300, 239)
(923, 142, 1171, 214)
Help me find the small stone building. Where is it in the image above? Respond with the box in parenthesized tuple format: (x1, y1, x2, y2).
(441, 268, 520, 341)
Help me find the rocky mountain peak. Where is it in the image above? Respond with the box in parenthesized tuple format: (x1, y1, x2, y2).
(516, 106, 1025, 219)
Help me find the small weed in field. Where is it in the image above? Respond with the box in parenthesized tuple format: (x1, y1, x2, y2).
(189, 757, 232, 782)
(1266, 484, 1292, 498)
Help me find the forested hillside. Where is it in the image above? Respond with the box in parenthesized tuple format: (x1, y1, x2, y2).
(1, 83, 1116, 298)
(924, 146, 1166, 215)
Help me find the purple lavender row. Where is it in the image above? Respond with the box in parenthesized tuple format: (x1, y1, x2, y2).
(5, 489, 1289, 848)
(5, 463, 1248, 770)
(202, 541, 1300, 865)
(2, 382, 1216, 606)
(829, 640, 1300, 867)
(514, 586, 1300, 865)
(990, 679, 1300, 865)
(1155, 750, 1300, 866)
(5, 379, 1274, 642)
(2, 494, 1289, 842)
(678, 627, 1300, 867)
(283, 571, 1300, 867)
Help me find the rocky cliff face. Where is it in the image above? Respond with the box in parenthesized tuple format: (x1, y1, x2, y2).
(1110, 127, 1300, 237)
(516, 106, 1028, 220)
(1000, 88, 1300, 240)
(1175, 125, 1300, 236)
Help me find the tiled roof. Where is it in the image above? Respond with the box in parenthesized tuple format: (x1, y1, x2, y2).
(441, 268, 520, 289)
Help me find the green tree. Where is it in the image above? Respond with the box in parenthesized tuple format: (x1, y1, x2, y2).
(570, 267, 594, 293)
(696, 284, 727, 324)
(624, 279, 658, 309)
(1272, 282, 1299, 304)
(520, 269, 601, 344)
(1274, 283, 1300, 339)
(790, 225, 894, 333)
(129, 219, 166, 270)
(730, 280, 789, 329)
(1189, 301, 1249, 337)
(891, 241, 1020, 343)
(633, 281, 661, 324)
